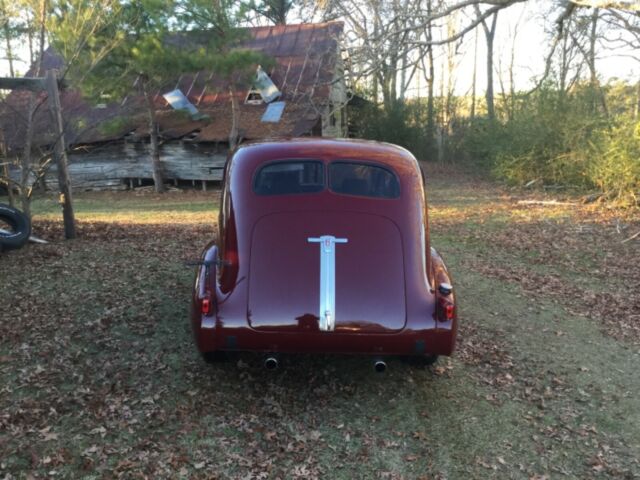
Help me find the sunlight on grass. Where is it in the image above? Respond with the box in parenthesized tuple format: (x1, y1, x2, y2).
(28, 191, 220, 225)
(34, 210, 219, 225)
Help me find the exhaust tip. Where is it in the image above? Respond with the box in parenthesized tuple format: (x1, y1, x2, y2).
(264, 356, 279, 370)
(374, 360, 387, 373)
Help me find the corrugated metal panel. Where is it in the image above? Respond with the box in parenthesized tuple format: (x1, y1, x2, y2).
(163, 89, 199, 116)
(261, 101, 286, 123)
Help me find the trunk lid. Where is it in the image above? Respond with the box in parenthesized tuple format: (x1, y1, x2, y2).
(247, 211, 406, 333)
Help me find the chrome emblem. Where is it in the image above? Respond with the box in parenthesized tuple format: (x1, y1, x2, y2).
(308, 235, 348, 331)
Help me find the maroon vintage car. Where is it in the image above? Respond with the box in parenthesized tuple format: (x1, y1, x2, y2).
(191, 138, 456, 370)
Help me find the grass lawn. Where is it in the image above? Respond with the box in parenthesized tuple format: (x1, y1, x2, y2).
(1, 169, 639, 479)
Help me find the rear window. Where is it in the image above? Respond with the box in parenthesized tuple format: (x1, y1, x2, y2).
(329, 162, 400, 199)
(254, 161, 324, 195)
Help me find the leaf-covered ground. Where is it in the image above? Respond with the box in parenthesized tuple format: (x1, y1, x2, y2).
(1, 169, 639, 479)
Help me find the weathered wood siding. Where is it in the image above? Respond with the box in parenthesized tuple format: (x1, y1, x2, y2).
(44, 142, 227, 190)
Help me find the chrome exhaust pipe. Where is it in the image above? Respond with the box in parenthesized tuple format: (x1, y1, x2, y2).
(264, 356, 279, 370)
(374, 359, 387, 373)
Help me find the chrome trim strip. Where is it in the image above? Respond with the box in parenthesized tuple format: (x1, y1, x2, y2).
(308, 235, 348, 331)
(201, 316, 216, 329)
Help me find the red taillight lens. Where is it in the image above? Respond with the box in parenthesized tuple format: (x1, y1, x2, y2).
(436, 298, 455, 322)
(444, 303, 455, 320)
(201, 295, 211, 315)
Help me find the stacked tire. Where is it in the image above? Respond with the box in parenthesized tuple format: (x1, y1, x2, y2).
(0, 204, 31, 252)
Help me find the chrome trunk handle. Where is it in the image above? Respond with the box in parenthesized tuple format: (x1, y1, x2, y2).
(308, 235, 348, 331)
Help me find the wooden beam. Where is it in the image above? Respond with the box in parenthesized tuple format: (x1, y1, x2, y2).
(0, 129, 14, 207)
(0, 77, 46, 92)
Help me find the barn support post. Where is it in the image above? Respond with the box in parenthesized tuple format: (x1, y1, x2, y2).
(45, 69, 76, 239)
(2, 162, 14, 207)
(0, 130, 15, 207)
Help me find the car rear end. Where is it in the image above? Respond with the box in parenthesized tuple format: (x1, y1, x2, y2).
(191, 139, 457, 363)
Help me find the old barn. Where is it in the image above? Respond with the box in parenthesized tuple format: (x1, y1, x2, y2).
(1, 21, 348, 190)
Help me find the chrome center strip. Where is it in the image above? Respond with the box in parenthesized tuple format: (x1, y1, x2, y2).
(308, 235, 348, 331)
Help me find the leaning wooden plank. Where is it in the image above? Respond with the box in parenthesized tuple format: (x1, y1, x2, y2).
(516, 200, 577, 206)
(0, 228, 48, 244)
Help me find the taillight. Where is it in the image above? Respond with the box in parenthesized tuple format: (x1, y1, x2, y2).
(201, 294, 212, 315)
(224, 249, 238, 267)
(444, 302, 455, 320)
(435, 281, 454, 322)
(436, 297, 455, 322)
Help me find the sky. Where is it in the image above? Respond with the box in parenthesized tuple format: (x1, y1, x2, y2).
(1, 2, 638, 95)
(403, 1, 639, 97)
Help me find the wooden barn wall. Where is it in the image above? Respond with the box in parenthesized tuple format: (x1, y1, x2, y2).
(44, 142, 227, 190)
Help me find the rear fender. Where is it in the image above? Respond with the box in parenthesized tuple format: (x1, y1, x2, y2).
(430, 247, 457, 354)
(430, 247, 453, 292)
(192, 243, 219, 331)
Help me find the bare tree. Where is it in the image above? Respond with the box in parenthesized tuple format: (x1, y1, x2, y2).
(20, 0, 47, 219)
(474, 5, 498, 120)
(0, 0, 17, 76)
(470, 25, 478, 119)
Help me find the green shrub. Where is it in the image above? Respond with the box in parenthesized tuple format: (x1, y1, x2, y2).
(590, 120, 640, 206)
(352, 101, 433, 160)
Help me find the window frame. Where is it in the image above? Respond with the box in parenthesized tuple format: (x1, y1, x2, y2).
(252, 159, 326, 196)
(328, 160, 401, 200)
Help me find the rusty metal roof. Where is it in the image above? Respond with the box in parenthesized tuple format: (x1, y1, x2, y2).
(0, 21, 343, 152)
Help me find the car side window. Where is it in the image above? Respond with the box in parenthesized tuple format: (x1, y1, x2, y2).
(254, 161, 324, 195)
(329, 162, 400, 199)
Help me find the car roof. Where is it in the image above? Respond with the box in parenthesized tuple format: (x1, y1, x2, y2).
(233, 138, 420, 174)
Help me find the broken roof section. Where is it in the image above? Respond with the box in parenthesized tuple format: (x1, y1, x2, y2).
(254, 66, 281, 103)
(0, 21, 344, 152)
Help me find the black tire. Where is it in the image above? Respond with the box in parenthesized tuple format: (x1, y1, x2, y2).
(0, 203, 31, 250)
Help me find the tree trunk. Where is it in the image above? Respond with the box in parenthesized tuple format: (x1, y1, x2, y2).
(45, 69, 76, 239)
(1, 0, 15, 77)
(27, 14, 34, 65)
(390, 59, 398, 107)
(559, 31, 569, 102)
(426, 53, 434, 139)
(143, 83, 165, 193)
(445, 15, 457, 133)
(16, 0, 48, 218)
(476, 5, 499, 120)
(508, 25, 517, 120)
(372, 74, 378, 105)
(382, 73, 394, 111)
(0, 129, 14, 207)
(399, 46, 407, 102)
(471, 27, 478, 120)
(426, 0, 435, 142)
(37, 0, 46, 76)
(229, 87, 240, 150)
(20, 96, 35, 219)
(438, 43, 446, 164)
(635, 80, 640, 120)
(484, 12, 498, 120)
(587, 8, 608, 115)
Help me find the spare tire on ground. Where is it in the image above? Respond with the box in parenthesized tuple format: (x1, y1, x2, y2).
(0, 203, 31, 251)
